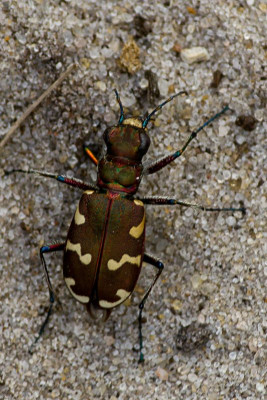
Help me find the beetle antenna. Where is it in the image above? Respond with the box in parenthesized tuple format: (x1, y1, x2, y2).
(142, 90, 188, 128)
(114, 89, 124, 124)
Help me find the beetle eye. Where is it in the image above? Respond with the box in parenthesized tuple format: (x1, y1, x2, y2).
(139, 132, 150, 156)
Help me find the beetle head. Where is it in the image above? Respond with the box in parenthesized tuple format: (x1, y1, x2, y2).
(103, 120, 150, 161)
(99, 120, 149, 194)
(97, 89, 187, 194)
(103, 89, 187, 161)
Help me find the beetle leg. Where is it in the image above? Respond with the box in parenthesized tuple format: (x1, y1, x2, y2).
(136, 196, 245, 214)
(83, 146, 98, 166)
(5, 168, 97, 191)
(138, 253, 164, 363)
(145, 106, 229, 175)
(29, 242, 65, 353)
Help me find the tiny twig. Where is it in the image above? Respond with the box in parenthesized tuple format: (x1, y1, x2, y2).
(0, 63, 76, 150)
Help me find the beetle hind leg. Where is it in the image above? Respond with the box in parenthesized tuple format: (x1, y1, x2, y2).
(138, 253, 164, 363)
(86, 302, 112, 322)
(29, 242, 65, 353)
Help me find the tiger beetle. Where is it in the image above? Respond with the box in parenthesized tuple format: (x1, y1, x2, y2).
(8, 89, 245, 362)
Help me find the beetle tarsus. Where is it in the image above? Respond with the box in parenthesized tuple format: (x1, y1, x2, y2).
(28, 243, 64, 352)
(137, 254, 164, 362)
(28, 303, 53, 354)
(137, 196, 246, 215)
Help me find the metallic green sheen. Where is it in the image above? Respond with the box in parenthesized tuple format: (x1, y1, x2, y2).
(108, 126, 142, 159)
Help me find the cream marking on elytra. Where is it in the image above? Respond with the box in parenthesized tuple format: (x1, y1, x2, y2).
(129, 213, 145, 239)
(107, 254, 141, 271)
(66, 240, 92, 265)
(65, 277, 90, 303)
(134, 199, 144, 207)
(74, 205, 85, 225)
(74, 190, 94, 225)
(99, 289, 131, 308)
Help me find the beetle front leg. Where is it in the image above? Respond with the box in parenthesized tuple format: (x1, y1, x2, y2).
(138, 253, 164, 363)
(5, 168, 97, 191)
(29, 242, 65, 353)
(136, 196, 245, 214)
(83, 145, 99, 166)
(145, 106, 229, 175)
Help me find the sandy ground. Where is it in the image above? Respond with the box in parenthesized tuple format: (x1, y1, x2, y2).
(0, 1, 266, 399)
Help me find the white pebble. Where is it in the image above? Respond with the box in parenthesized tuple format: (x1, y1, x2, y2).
(158, 78, 169, 96)
(218, 124, 230, 137)
(188, 373, 198, 383)
(180, 47, 210, 64)
(223, 170, 231, 180)
(256, 382, 265, 392)
(229, 351, 237, 360)
(226, 216, 236, 226)
(10, 206, 20, 215)
(191, 274, 203, 289)
(95, 81, 106, 92)
(236, 134, 246, 145)
(120, 93, 136, 107)
(236, 320, 248, 331)
(140, 78, 148, 89)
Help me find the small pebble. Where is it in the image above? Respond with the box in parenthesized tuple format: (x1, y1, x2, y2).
(229, 352, 237, 360)
(210, 70, 224, 88)
(56, 62, 63, 70)
(104, 335, 115, 346)
(180, 47, 210, 64)
(188, 373, 198, 383)
(172, 43, 182, 53)
(191, 273, 203, 289)
(236, 320, 248, 331)
(218, 124, 230, 137)
(187, 6, 197, 15)
(235, 115, 257, 131)
(248, 338, 259, 353)
(171, 299, 183, 311)
(226, 216, 236, 226)
(119, 38, 141, 74)
(155, 367, 169, 381)
(95, 81, 106, 92)
(51, 389, 60, 398)
(10, 206, 20, 215)
(259, 3, 267, 12)
(140, 78, 148, 89)
(236, 134, 246, 145)
(256, 382, 265, 392)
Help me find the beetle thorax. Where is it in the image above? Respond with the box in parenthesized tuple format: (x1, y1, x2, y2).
(97, 121, 150, 194)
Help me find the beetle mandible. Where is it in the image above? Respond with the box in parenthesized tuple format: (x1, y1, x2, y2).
(9, 89, 245, 362)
